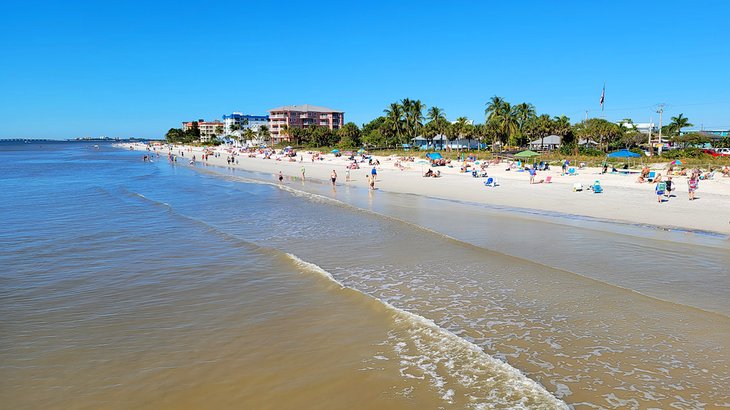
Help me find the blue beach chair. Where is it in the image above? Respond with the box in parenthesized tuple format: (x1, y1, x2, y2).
(592, 180, 603, 193)
(484, 177, 498, 187)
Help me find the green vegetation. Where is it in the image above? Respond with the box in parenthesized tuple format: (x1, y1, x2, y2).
(173, 98, 728, 168)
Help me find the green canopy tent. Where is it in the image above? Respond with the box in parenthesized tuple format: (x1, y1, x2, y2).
(514, 150, 541, 158)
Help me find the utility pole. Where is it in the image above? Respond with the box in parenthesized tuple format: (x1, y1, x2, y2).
(656, 104, 665, 155)
(585, 110, 589, 122)
(648, 115, 653, 156)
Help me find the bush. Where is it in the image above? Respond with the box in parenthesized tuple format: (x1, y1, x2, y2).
(661, 147, 703, 159)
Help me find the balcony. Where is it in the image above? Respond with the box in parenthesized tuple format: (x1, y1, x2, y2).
(270, 114, 286, 119)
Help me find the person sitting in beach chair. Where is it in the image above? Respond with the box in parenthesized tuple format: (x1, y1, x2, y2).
(592, 180, 603, 193)
(424, 168, 434, 177)
(472, 169, 479, 178)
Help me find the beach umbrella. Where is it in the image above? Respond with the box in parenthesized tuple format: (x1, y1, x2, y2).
(357, 148, 365, 154)
(344, 151, 353, 156)
(671, 159, 683, 165)
(514, 150, 541, 158)
(331, 149, 340, 153)
(426, 152, 443, 160)
(606, 149, 641, 158)
(607, 149, 641, 168)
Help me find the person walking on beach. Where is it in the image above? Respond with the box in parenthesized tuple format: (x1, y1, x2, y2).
(300, 165, 306, 181)
(330, 170, 337, 186)
(528, 167, 537, 184)
(688, 174, 699, 200)
(371, 166, 377, 181)
(665, 177, 674, 198)
(367, 174, 375, 190)
(655, 179, 666, 203)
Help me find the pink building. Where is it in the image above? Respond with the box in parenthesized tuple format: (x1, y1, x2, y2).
(269, 104, 344, 144)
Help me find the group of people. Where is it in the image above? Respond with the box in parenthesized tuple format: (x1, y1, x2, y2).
(423, 168, 441, 178)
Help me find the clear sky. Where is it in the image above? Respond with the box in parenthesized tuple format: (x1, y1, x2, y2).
(2, 0, 729, 139)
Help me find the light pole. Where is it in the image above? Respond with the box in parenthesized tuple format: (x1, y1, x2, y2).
(656, 104, 665, 155)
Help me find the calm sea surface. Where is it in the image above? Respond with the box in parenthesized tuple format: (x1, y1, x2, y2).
(1, 141, 728, 409)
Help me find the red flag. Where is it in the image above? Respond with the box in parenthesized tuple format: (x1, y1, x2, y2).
(599, 84, 605, 111)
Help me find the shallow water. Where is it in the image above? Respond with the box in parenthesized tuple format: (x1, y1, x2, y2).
(1, 142, 728, 409)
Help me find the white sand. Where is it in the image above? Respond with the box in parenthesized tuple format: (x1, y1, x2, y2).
(131, 143, 730, 235)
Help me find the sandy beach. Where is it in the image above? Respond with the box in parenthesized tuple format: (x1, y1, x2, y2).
(132, 143, 730, 235)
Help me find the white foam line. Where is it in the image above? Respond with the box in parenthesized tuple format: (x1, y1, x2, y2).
(284, 253, 569, 409)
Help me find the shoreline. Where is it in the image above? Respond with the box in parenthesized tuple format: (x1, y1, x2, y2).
(126, 143, 730, 236)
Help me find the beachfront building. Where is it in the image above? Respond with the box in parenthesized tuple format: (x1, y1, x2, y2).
(222, 112, 269, 134)
(268, 104, 344, 144)
(528, 135, 562, 151)
(619, 122, 658, 134)
(680, 129, 729, 139)
(182, 119, 225, 142)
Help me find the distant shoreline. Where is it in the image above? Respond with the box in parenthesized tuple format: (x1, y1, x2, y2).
(122, 142, 730, 236)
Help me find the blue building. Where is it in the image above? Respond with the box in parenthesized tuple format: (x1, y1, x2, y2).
(222, 112, 269, 134)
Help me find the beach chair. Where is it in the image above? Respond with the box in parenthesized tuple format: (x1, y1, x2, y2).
(568, 168, 576, 176)
(592, 180, 603, 193)
(648, 171, 656, 182)
(484, 177, 498, 187)
(545, 176, 552, 184)
(572, 182, 583, 192)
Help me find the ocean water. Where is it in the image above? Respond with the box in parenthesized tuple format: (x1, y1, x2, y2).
(1, 141, 728, 409)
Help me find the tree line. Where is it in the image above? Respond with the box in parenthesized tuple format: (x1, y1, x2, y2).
(166, 98, 720, 152)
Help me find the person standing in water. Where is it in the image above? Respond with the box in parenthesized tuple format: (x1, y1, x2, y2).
(278, 171, 283, 183)
(300, 165, 306, 181)
(330, 170, 337, 186)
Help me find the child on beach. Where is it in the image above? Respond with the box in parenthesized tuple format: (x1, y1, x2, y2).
(688, 175, 699, 200)
(665, 177, 673, 197)
(655, 180, 666, 203)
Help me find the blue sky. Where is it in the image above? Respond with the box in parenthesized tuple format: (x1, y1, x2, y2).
(1, 0, 729, 139)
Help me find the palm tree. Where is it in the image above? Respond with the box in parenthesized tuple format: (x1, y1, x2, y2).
(513, 102, 536, 133)
(485, 96, 506, 124)
(485, 96, 517, 147)
(408, 99, 425, 142)
(258, 125, 271, 146)
(383, 102, 404, 145)
(669, 113, 693, 136)
(243, 128, 256, 146)
(535, 114, 553, 151)
(279, 124, 290, 145)
(427, 106, 445, 123)
(426, 106, 447, 146)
